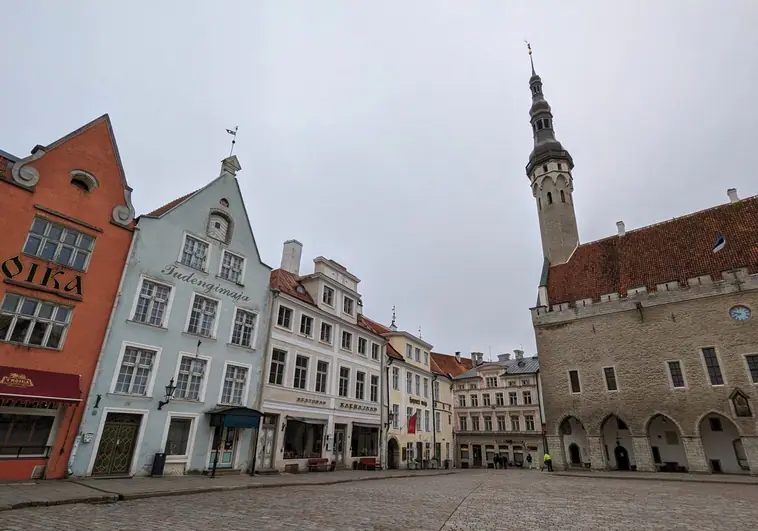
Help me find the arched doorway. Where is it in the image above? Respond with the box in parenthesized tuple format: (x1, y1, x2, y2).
(601, 415, 635, 471)
(559, 416, 588, 467)
(646, 414, 688, 472)
(387, 438, 400, 470)
(699, 413, 746, 474)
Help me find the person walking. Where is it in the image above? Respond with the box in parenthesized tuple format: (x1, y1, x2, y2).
(526, 453, 533, 470)
(543, 452, 552, 472)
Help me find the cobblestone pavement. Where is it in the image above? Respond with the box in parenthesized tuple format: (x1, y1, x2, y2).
(3, 470, 756, 531)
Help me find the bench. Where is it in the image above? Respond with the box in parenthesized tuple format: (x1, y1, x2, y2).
(357, 457, 377, 471)
(307, 458, 331, 472)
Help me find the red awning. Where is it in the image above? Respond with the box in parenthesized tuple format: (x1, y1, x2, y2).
(0, 366, 81, 403)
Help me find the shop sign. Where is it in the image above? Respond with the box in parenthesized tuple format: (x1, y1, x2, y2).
(0, 372, 34, 389)
(1, 256, 83, 296)
(160, 264, 250, 302)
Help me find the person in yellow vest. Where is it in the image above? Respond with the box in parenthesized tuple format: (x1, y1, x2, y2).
(543, 452, 552, 472)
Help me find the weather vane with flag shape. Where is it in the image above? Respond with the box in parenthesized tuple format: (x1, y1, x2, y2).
(226, 126, 238, 157)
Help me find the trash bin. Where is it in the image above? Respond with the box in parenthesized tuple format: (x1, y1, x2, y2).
(151, 452, 167, 477)
(444, 459, 450, 469)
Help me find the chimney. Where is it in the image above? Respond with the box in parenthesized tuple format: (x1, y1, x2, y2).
(454, 351, 461, 363)
(497, 353, 511, 363)
(514, 350, 524, 360)
(727, 188, 739, 203)
(472, 352, 484, 366)
(280, 240, 303, 275)
(616, 221, 625, 237)
(220, 155, 242, 177)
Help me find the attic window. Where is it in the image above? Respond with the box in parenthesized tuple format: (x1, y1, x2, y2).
(220, 198, 229, 207)
(207, 211, 232, 243)
(296, 285, 306, 294)
(69, 170, 98, 193)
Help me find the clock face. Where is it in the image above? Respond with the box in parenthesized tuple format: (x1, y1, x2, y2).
(729, 305, 752, 321)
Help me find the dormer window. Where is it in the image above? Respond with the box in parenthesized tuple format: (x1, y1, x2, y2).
(207, 212, 232, 243)
(322, 285, 335, 306)
(343, 296, 354, 316)
(69, 170, 98, 193)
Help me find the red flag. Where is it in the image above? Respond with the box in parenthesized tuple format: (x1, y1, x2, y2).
(407, 413, 417, 434)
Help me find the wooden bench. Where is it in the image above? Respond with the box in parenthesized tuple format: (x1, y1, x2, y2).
(357, 457, 377, 471)
(307, 458, 331, 472)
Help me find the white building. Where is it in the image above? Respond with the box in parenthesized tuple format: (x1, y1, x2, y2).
(257, 240, 386, 472)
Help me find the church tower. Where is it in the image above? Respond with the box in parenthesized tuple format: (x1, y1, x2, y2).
(526, 46, 579, 265)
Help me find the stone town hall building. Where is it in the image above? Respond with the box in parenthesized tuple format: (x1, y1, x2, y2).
(525, 55, 758, 474)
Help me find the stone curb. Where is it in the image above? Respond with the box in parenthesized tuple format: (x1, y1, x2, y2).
(552, 472, 758, 486)
(0, 471, 456, 511)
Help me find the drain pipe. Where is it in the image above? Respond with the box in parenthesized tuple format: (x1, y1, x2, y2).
(67, 226, 140, 477)
(383, 355, 393, 468)
(249, 287, 279, 475)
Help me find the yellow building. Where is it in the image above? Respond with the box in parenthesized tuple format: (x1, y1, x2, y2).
(431, 352, 473, 466)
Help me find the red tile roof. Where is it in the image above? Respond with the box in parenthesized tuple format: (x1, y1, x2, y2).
(548, 195, 758, 304)
(269, 269, 384, 337)
(147, 190, 197, 217)
(355, 314, 403, 358)
(431, 352, 472, 377)
(0, 156, 9, 180)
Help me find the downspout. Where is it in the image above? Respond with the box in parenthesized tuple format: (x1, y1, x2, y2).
(536, 368, 548, 453)
(383, 355, 393, 468)
(67, 226, 140, 477)
(249, 287, 279, 475)
(431, 374, 437, 465)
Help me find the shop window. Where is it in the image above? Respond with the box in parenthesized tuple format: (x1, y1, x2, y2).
(0, 413, 55, 457)
(350, 425, 378, 457)
(283, 419, 324, 459)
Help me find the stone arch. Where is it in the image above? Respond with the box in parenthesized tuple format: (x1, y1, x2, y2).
(697, 411, 746, 474)
(558, 416, 588, 468)
(645, 413, 688, 472)
(70, 170, 99, 192)
(599, 414, 635, 470)
(694, 410, 744, 438)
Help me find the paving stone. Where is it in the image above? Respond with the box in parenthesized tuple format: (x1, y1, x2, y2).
(2, 470, 756, 530)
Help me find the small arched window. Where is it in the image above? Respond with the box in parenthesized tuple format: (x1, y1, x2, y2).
(207, 212, 232, 243)
(560, 190, 566, 203)
(546, 192, 553, 205)
(70, 170, 98, 193)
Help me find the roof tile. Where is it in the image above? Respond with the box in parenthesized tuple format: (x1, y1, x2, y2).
(147, 190, 197, 217)
(431, 352, 473, 377)
(548, 195, 758, 304)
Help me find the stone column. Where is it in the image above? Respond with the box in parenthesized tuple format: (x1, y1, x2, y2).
(741, 436, 758, 476)
(587, 436, 607, 471)
(545, 435, 565, 470)
(682, 436, 710, 473)
(631, 436, 656, 472)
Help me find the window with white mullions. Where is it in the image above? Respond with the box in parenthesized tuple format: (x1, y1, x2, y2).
(180, 235, 209, 271)
(315, 360, 329, 393)
(0, 293, 71, 349)
(174, 356, 207, 400)
(269, 349, 286, 385)
(221, 365, 248, 405)
(187, 295, 218, 337)
(219, 251, 244, 284)
(293, 355, 308, 390)
(115, 346, 156, 395)
(231, 308, 256, 348)
(23, 217, 94, 271)
(133, 279, 171, 326)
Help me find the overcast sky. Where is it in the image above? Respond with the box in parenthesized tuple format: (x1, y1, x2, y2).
(3, 1, 757, 357)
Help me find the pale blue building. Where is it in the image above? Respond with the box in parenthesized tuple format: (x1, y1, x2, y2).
(70, 156, 272, 477)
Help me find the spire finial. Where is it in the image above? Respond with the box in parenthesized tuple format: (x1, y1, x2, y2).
(226, 126, 238, 157)
(390, 306, 397, 331)
(418, 325, 422, 340)
(525, 40, 536, 76)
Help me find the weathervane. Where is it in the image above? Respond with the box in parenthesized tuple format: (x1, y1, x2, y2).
(524, 40, 536, 75)
(390, 306, 397, 331)
(226, 126, 239, 157)
(418, 326, 423, 340)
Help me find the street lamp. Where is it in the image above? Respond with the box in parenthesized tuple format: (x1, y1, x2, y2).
(157, 378, 177, 410)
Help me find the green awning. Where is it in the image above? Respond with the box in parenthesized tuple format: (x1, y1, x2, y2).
(208, 406, 263, 429)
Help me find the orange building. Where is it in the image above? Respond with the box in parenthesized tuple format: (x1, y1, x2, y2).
(0, 115, 135, 479)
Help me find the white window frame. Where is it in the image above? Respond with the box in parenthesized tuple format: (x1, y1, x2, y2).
(370, 374, 379, 402)
(355, 370, 366, 400)
(699, 346, 727, 387)
(319, 321, 333, 345)
(315, 358, 330, 393)
(177, 231, 213, 273)
(22, 216, 96, 272)
(109, 341, 163, 397)
(357, 337, 367, 356)
(268, 347, 288, 386)
(0, 405, 62, 458)
(435, 411, 441, 433)
(171, 352, 212, 403)
(299, 312, 315, 339)
(602, 366, 619, 392)
(217, 361, 253, 406)
(228, 306, 260, 350)
(217, 249, 247, 285)
(522, 390, 532, 405)
(129, 275, 175, 328)
(567, 369, 582, 394)
(275, 303, 294, 331)
(341, 330, 353, 352)
(665, 359, 688, 389)
(392, 366, 399, 391)
(293, 353, 310, 391)
(371, 342, 380, 361)
(160, 412, 200, 463)
(0, 293, 73, 350)
(322, 285, 335, 307)
(392, 404, 399, 429)
(184, 292, 222, 339)
(343, 296, 354, 316)
(338, 365, 351, 398)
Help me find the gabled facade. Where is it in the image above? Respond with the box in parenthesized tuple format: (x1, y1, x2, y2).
(452, 352, 544, 469)
(431, 351, 473, 467)
(71, 156, 272, 477)
(0, 115, 135, 480)
(526, 52, 758, 475)
(262, 241, 386, 472)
